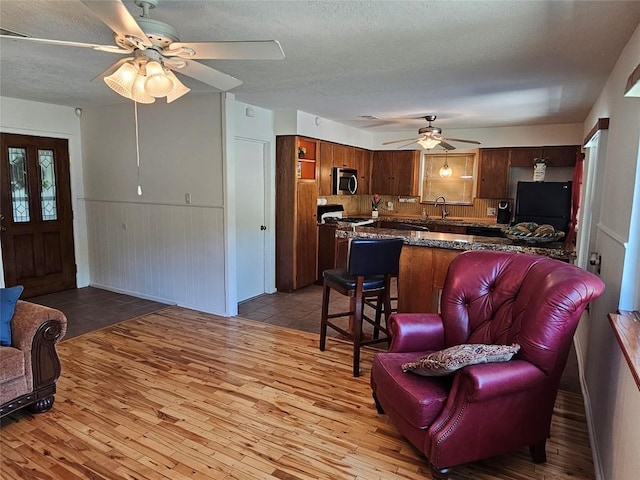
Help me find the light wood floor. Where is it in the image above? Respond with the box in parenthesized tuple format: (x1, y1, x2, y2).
(0, 307, 595, 480)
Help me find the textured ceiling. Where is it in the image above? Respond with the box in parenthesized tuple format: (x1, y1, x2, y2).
(1, 0, 639, 132)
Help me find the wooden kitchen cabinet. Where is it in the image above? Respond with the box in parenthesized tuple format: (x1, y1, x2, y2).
(318, 142, 359, 196)
(371, 150, 420, 195)
(354, 148, 371, 194)
(509, 146, 579, 167)
(477, 148, 510, 199)
(318, 141, 334, 196)
(333, 144, 356, 169)
(317, 224, 338, 284)
(541, 146, 580, 167)
(276, 135, 318, 292)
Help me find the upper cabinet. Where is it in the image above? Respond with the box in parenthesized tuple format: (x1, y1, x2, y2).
(509, 146, 580, 167)
(477, 145, 580, 199)
(296, 137, 317, 181)
(477, 149, 510, 199)
(354, 148, 372, 195)
(318, 141, 334, 196)
(371, 150, 420, 196)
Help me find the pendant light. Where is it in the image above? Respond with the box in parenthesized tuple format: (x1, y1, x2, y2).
(439, 151, 453, 178)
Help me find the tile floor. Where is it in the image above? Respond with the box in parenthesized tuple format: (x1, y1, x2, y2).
(28, 287, 170, 340)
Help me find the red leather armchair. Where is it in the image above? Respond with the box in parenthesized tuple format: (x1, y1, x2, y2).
(370, 250, 605, 479)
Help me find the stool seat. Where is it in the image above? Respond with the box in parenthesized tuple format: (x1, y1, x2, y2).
(319, 238, 404, 377)
(323, 269, 386, 291)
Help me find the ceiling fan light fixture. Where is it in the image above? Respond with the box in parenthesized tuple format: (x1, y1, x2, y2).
(131, 73, 156, 104)
(417, 137, 441, 149)
(104, 62, 138, 100)
(165, 69, 191, 103)
(144, 60, 174, 97)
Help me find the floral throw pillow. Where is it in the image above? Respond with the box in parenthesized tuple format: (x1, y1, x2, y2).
(402, 343, 521, 376)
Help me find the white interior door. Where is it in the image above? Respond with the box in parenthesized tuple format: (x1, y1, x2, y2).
(235, 139, 266, 302)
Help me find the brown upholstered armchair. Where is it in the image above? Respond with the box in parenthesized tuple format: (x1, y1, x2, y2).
(0, 301, 67, 418)
(370, 250, 605, 479)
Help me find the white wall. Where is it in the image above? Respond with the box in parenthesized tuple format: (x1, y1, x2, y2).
(81, 94, 228, 315)
(578, 23, 640, 480)
(223, 95, 277, 315)
(0, 97, 90, 289)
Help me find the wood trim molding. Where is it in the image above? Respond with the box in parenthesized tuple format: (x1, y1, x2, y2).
(583, 118, 609, 146)
(608, 311, 640, 390)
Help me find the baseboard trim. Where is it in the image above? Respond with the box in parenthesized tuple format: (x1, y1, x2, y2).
(574, 335, 605, 480)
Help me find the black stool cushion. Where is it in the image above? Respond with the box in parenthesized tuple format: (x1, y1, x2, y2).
(323, 268, 385, 291)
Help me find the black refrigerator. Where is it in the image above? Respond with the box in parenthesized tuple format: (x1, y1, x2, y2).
(514, 181, 572, 233)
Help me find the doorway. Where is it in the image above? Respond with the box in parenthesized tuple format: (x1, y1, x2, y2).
(0, 133, 76, 297)
(234, 138, 267, 302)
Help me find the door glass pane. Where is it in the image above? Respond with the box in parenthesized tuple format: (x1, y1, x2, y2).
(39, 149, 57, 221)
(9, 147, 30, 222)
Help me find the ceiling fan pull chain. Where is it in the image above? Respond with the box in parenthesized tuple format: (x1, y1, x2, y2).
(134, 101, 143, 196)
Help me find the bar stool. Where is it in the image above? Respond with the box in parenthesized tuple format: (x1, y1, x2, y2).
(319, 238, 404, 377)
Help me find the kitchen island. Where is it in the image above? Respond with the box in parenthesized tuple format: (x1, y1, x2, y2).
(334, 222, 574, 313)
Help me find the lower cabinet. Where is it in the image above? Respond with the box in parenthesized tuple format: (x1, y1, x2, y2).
(397, 246, 461, 313)
(317, 224, 338, 284)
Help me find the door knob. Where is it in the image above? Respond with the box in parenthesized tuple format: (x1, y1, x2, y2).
(260, 225, 267, 230)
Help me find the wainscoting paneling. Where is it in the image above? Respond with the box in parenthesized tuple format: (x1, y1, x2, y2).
(85, 200, 226, 315)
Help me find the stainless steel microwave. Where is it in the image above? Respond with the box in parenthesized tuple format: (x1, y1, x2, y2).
(332, 167, 358, 195)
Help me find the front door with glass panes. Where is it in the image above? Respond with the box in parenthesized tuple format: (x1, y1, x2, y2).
(0, 133, 76, 297)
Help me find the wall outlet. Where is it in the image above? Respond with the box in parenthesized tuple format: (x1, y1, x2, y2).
(185, 193, 192, 205)
(387, 201, 394, 211)
(487, 207, 496, 216)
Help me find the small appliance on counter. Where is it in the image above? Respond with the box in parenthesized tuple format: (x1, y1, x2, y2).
(497, 201, 511, 224)
(317, 204, 344, 223)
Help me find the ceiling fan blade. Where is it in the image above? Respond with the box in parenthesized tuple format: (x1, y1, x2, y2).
(439, 141, 457, 151)
(0, 35, 130, 54)
(172, 60, 243, 91)
(90, 57, 134, 83)
(396, 140, 420, 149)
(168, 40, 285, 60)
(80, 0, 152, 47)
(382, 137, 421, 145)
(442, 137, 481, 145)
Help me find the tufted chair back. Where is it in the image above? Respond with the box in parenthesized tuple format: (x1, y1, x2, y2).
(440, 250, 602, 377)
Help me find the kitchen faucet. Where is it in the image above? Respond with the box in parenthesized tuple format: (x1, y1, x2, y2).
(434, 196, 449, 219)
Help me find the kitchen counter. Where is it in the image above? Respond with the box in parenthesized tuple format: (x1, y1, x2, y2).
(333, 223, 574, 314)
(335, 225, 574, 261)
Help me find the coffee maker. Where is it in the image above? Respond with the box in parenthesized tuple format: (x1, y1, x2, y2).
(497, 201, 511, 224)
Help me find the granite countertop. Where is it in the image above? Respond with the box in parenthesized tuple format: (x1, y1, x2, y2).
(320, 216, 507, 230)
(335, 226, 574, 261)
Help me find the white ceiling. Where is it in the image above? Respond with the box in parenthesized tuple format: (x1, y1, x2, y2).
(1, 0, 639, 132)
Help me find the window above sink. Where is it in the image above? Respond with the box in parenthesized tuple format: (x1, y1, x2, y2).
(419, 152, 478, 205)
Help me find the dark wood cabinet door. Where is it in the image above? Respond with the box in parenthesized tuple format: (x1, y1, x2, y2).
(371, 151, 393, 194)
(543, 146, 579, 167)
(355, 148, 371, 195)
(333, 144, 355, 169)
(0, 133, 76, 297)
(295, 182, 318, 288)
(510, 147, 543, 167)
(316, 224, 337, 284)
(391, 151, 419, 196)
(318, 141, 334, 196)
(478, 149, 510, 199)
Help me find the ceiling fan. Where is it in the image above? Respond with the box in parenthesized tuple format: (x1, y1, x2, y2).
(0, 0, 285, 103)
(382, 115, 481, 150)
